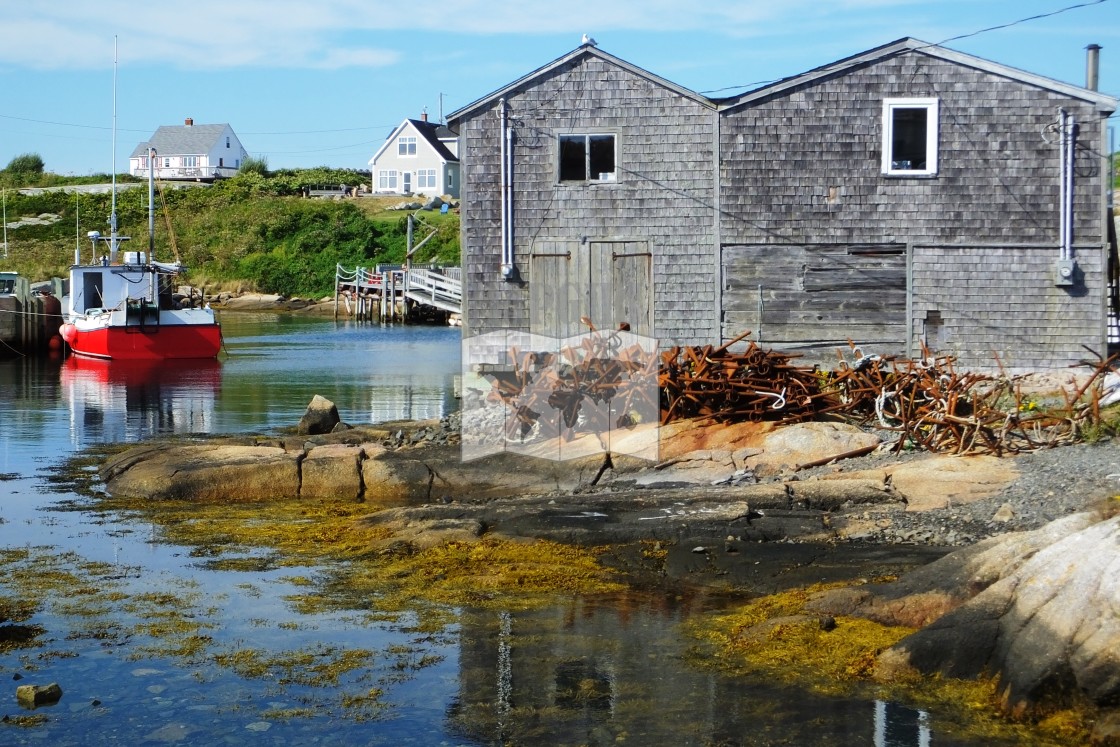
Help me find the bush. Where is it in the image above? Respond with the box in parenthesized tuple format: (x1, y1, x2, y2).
(240, 156, 270, 176)
(6, 152, 45, 175)
(2, 152, 46, 187)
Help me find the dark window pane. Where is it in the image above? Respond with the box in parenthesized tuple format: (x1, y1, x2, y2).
(588, 135, 615, 179)
(891, 108, 927, 170)
(559, 135, 586, 181)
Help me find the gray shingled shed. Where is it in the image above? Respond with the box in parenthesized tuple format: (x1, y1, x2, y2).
(450, 38, 1119, 373)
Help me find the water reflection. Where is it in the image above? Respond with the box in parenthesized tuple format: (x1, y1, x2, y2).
(447, 594, 963, 746)
(876, 700, 932, 747)
(60, 356, 222, 444)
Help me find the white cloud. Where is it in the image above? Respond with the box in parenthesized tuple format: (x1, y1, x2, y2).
(0, 0, 1108, 74)
(0, 0, 949, 71)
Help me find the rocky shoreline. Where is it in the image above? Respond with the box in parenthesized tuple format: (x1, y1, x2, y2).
(94, 397, 1120, 742)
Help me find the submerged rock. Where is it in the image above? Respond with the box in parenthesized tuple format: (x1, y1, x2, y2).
(16, 683, 62, 708)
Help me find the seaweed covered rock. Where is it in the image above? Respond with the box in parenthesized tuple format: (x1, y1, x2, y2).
(809, 508, 1120, 724)
(877, 512, 1120, 718)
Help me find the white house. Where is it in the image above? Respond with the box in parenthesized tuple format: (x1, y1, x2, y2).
(368, 113, 460, 198)
(129, 119, 249, 181)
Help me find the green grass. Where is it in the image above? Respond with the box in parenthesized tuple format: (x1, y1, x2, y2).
(1, 169, 460, 298)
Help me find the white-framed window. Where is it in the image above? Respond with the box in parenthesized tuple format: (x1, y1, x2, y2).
(882, 98, 939, 176)
(183, 156, 198, 168)
(447, 172, 454, 189)
(378, 170, 398, 190)
(559, 133, 616, 182)
(163, 157, 171, 168)
(417, 169, 437, 189)
(398, 136, 417, 156)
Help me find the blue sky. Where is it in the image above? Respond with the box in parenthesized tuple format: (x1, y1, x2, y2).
(1, 0, 1117, 175)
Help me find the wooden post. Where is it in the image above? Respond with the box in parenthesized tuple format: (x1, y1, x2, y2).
(380, 271, 388, 320)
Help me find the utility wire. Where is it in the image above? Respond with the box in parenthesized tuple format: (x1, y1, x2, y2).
(0, 112, 399, 137)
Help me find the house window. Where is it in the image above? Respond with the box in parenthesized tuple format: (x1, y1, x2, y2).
(379, 170, 398, 190)
(447, 172, 454, 189)
(398, 136, 417, 156)
(183, 156, 197, 168)
(882, 98, 939, 176)
(163, 157, 171, 168)
(559, 134, 616, 182)
(417, 169, 437, 189)
(226, 137, 231, 148)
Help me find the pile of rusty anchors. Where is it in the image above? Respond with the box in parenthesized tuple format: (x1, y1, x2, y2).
(658, 333, 1117, 457)
(828, 344, 1118, 455)
(658, 331, 839, 425)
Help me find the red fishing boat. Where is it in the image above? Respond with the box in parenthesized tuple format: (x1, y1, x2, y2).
(59, 41, 220, 361)
(59, 252, 221, 360)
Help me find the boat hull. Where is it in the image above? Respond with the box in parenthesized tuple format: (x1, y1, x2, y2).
(60, 321, 222, 360)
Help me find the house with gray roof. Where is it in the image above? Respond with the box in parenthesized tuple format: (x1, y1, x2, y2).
(369, 113, 460, 198)
(129, 118, 249, 181)
(449, 38, 1118, 374)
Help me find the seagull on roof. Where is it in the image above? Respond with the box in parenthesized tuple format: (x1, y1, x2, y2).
(581, 33, 597, 47)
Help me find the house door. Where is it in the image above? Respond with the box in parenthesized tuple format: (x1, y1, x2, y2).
(403, 172, 412, 193)
(529, 240, 652, 338)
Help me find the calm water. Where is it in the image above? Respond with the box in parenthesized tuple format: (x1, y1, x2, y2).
(0, 314, 1013, 746)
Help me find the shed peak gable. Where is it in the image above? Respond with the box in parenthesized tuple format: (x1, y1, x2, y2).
(447, 44, 715, 124)
(717, 37, 1117, 113)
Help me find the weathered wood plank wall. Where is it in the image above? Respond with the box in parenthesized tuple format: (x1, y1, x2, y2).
(722, 243, 906, 359)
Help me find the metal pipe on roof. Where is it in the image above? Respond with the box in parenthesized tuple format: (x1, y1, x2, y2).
(1086, 44, 1101, 92)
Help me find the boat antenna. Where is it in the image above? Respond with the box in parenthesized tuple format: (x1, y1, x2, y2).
(109, 35, 119, 264)
(2, 188, 8, 260)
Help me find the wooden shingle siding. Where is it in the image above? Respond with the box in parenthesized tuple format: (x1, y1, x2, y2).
(458, 54, 717, 346)
(720, 53, 1106, 247)
(911, 244, 1104, 372)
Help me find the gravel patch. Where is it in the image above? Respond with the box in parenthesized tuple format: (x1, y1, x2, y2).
(797, 436, 1120, 548)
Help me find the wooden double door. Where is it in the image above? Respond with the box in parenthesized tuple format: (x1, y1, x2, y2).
(529, 240, 652, 338)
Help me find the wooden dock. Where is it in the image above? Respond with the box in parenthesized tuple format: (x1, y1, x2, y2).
(334, 264, 461, 323)
(0, 274, 65, 355)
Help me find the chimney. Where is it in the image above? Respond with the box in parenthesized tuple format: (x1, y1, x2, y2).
(1086, 44, 1101, 91)
(421, 109, 428, 122)
(185, 117, 194, 126)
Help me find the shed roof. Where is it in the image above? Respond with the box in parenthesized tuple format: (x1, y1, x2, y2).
(447, 42, 716, 123)
(719, 37, 1118, 114)
(129, 123, 232, 158)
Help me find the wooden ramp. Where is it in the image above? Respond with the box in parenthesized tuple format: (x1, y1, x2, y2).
(403, 268, 462, 314)
(334, 264, 461, 321)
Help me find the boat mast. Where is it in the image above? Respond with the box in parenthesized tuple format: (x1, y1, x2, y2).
(109, 35, 119, 264)
(148, 146, 156, 262)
